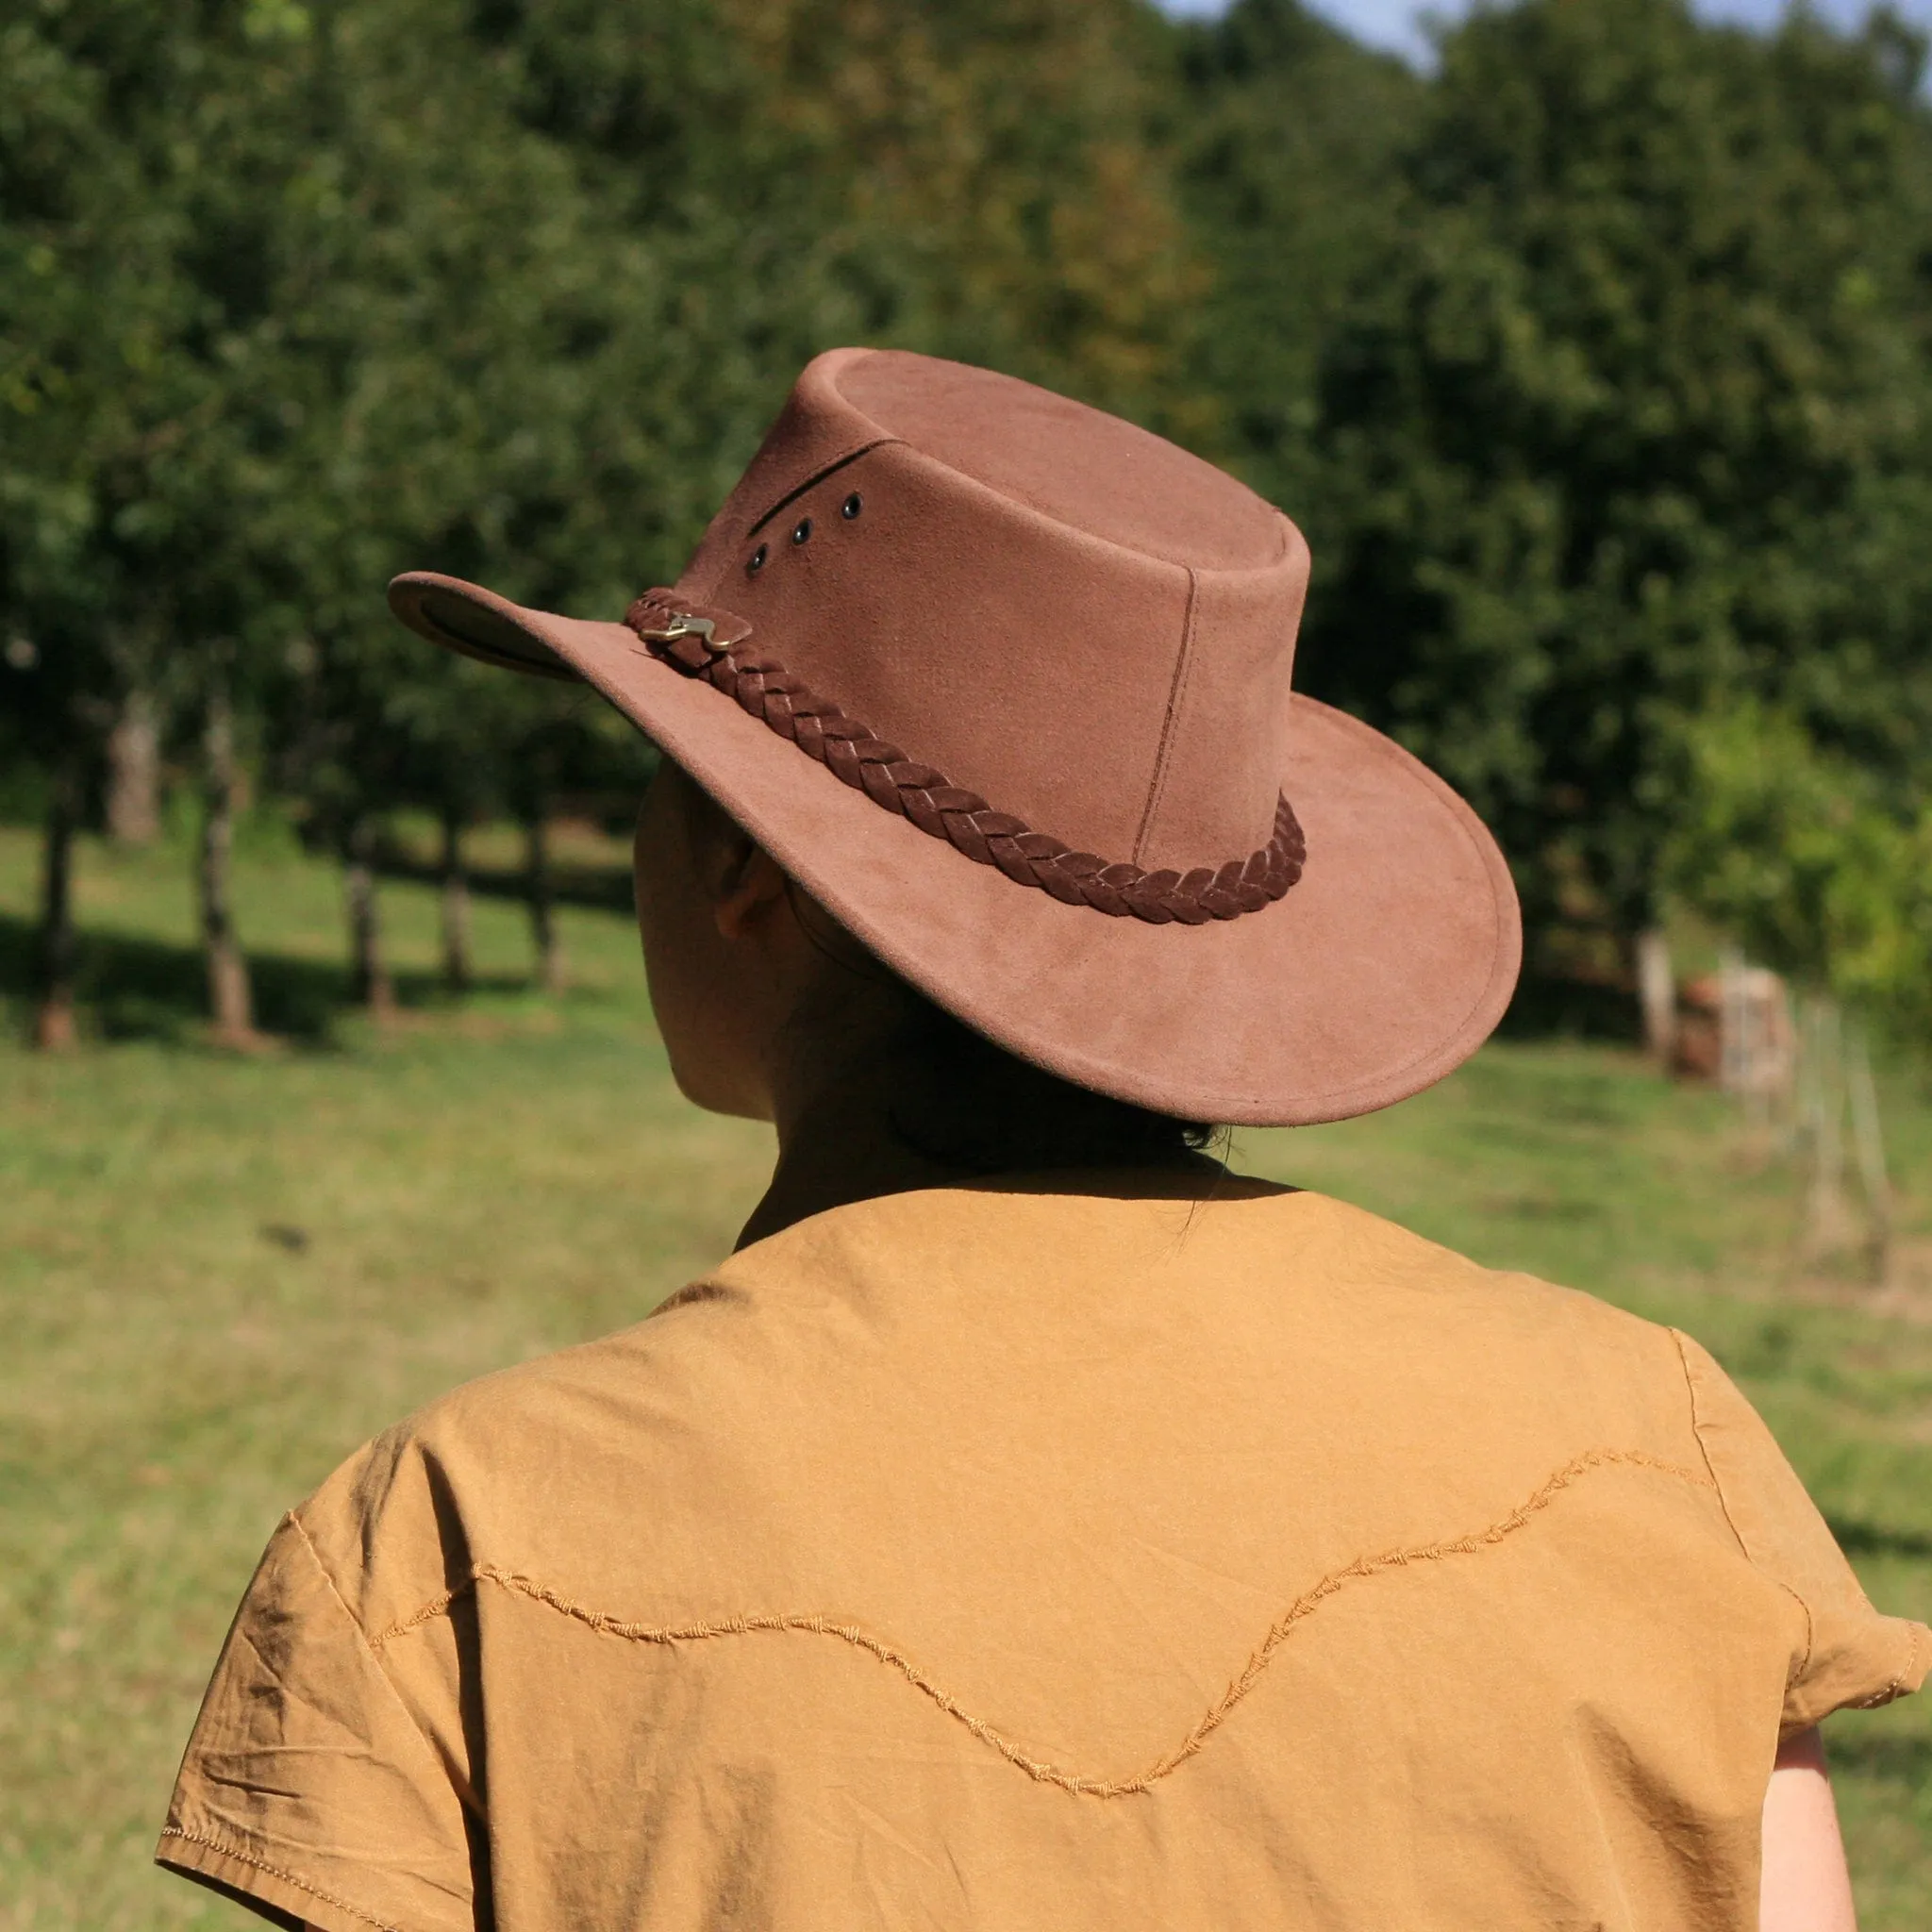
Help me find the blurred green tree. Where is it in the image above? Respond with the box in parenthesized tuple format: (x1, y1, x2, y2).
(482, 0, 1201, 427)
(1666, 700, 1931, 1030)
(1298, 0, 1932, 982)
(720, 0, 1201, 422)
(1169, 0, 1422, 500)
(0, 0, 286, 1045)
(253, 0, 644, 1008)
(17, 0, 1931, 1056)
(272, 0, 1206, 1001)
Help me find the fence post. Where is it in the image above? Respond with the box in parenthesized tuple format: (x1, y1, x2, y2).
(1845, 1024, 1892, 1282)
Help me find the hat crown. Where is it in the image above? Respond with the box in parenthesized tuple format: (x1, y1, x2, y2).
(675, 349, 1309, 875)
(832, 352, 1284, 569)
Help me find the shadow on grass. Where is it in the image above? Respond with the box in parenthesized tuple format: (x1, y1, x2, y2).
(0, 912, 531, 1048)
(372, 841, 634, 914)
(1498, 969, 1641, 1043)
(1827, 1731, 1932, 1784)
(1827, 1518, 1932, 1563)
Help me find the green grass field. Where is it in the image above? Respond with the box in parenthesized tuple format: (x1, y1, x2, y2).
(1, 823, 1927, 1929)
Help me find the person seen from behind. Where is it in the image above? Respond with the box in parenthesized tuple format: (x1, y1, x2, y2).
(159, 351, 1926, 1931)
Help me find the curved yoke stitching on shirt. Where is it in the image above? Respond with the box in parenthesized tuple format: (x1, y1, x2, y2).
(158, 1824, 405, 1932)
(369, 1447, 1711, 1799)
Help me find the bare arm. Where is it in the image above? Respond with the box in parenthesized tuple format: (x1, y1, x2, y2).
(1760, 1726, 1857, 1932)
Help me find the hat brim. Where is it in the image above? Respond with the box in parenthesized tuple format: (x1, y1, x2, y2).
(391, 572, 1520, 1127)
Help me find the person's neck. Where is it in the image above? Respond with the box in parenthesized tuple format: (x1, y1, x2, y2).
(733, 1069, 1230, 1251)
(734, 1076, 974, 1251)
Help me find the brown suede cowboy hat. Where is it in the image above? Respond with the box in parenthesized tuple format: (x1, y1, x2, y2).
(389, 349, 1519, 1126)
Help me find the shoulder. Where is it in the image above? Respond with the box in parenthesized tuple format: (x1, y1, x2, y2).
(291, 1275, 773, 1639)
(1277, 1189, 1687, 1352)
(1246, 1191, 1710, 1464)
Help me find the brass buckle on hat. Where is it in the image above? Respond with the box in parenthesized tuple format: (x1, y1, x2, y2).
(623, 591, 753, 659)
(627, 607, 736, 675)
(635, 612, 717, 647)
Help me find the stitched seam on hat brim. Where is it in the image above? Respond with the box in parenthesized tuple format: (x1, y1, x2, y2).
(554, 610, 1501, 1117)
(980, 707, 1514, 1116)
(158, 1825, 406, 1932)
(1172, 707, 1516, 1112)
(402, 586, 583, 684)
(745, 440, 899, 539)
(368, 1447, 1711, 1800)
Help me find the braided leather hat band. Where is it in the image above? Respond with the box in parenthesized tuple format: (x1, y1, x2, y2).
(625, 591, 1306, 927)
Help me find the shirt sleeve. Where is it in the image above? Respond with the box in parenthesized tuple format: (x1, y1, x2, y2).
(1675, 1329, 1931, 1733)
(156, 1509, 478, 1932)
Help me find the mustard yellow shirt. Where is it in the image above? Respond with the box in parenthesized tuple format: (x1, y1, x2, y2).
(159, 1180, 1927, 1931)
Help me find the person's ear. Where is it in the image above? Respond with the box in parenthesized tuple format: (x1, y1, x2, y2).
(672, 766, 790, 942)
(712, 841, 791, 942)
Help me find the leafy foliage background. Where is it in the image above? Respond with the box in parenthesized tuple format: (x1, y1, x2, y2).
(5, 0, 1930, 1025)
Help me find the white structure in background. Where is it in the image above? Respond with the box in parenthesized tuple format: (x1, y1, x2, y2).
(1715, 950, 1796, 1122)
(1674, 955, 1792, 1107)
(1675, 955, 1890, 1277)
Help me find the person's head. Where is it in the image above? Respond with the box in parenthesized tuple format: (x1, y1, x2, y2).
(394, 349, 1520, 1158)
(634, 758, 1214, 1175)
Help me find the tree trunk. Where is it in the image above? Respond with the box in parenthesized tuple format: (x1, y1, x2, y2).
(525, 814, 565, 994)
(1635, 927, 1674, 1071)
(439, 809, 472, 994)
(33, 763, 80, 1050)
(344, 818, 397, 1022)
(198, 687, 257, 1046)
(106, 688, 161, 843)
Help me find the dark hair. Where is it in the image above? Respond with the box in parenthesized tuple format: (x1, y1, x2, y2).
(882, 990, 1218, 1176)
